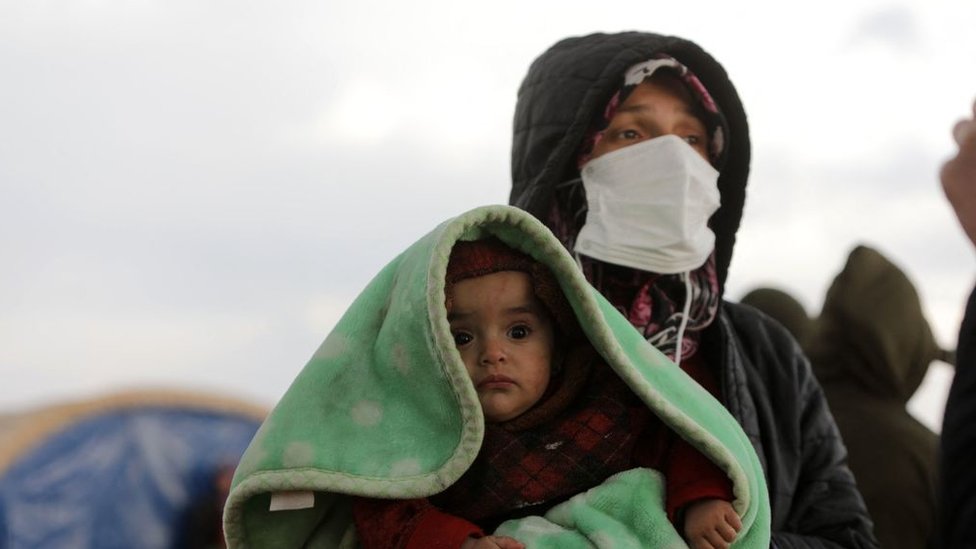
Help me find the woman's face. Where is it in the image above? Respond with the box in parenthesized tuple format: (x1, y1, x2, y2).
(590, 76, 710, 161)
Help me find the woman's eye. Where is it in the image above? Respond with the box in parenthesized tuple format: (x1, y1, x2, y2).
(620, 129, 641, 140)
(509, 325, 530, 339)
(684, 134, 710, 158)
(453, 332, 473, 346)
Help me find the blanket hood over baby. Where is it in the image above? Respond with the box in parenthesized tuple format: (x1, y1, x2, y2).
(223, 205, 769, 548)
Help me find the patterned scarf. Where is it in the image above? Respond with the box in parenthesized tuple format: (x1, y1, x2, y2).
(577, 56, 727, 168)
(582, 255, 720, 361)
(548, 198, 720, 361)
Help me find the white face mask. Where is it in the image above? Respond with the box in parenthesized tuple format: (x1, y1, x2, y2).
(573, 135, 721, 275)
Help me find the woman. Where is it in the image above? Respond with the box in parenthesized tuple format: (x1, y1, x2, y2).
(509, 31, 877, 548)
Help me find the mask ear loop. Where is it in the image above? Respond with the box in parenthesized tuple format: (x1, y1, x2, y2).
(673, 271, 693, 367)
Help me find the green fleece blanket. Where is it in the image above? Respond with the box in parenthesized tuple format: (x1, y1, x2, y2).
(495, 468, 684, 548)
(223, 205, 770, 548)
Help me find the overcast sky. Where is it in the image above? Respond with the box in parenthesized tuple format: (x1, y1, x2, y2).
(2, 0, 975, 431)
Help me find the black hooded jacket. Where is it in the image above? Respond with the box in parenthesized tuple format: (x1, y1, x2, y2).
(509, 32, 877, 549)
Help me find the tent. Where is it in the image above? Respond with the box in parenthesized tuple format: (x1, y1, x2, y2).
(0, 389, 266, 549)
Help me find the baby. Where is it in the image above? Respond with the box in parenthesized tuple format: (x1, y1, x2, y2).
(353, 237, 741, 549)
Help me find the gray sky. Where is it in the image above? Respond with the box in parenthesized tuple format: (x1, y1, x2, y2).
(2, 0, 974, 431)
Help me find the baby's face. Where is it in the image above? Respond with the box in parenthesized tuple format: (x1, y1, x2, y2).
(448, 271, 555, 423)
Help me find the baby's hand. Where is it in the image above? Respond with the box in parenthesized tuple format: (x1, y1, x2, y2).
(683, 498, 742, 549)
(460, 535, 525, 549)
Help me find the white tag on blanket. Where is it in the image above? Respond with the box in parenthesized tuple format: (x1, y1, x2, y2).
(269, 491, 315, 511)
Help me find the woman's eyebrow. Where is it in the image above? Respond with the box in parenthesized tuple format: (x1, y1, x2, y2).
(617, 100, 698, 118)
(616, 103, 652, 115)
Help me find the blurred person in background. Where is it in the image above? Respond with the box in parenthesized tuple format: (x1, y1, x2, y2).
(739, 288, 814, 351)
(940, 98, 976, 549)
(806, 244, 951, 549)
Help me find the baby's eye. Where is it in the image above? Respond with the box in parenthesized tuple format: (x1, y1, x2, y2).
(508, 325, 531, 339)
(452, 331, 473, 346)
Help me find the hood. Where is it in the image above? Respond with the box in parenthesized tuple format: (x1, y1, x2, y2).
(222, 205, 769, 548)
(808, 245, 942, 402)
(509, 31, 751, 289)
(739, 287, 814, 350)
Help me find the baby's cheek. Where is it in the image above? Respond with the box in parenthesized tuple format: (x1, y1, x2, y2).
(459, 350, 478, 376)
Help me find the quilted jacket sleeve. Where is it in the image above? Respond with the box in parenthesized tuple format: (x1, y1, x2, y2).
(721, 303, 878, 549)
(768, 365, 877, 549)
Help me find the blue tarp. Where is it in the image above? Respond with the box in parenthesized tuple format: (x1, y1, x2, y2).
(0, 406, 261, 549)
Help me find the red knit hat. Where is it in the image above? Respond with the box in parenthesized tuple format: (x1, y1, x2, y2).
(445, 237, 579, 341)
